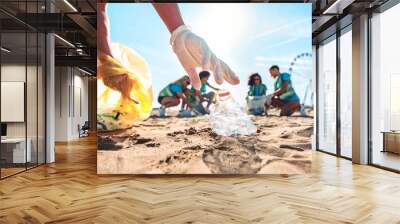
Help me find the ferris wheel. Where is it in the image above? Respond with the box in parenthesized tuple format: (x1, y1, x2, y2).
(288, 52, 313, 116)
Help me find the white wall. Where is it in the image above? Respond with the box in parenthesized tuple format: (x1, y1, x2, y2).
(1, 63, 46, 164)
(1, 65, 26, 138)
(54, 67, 89, 141)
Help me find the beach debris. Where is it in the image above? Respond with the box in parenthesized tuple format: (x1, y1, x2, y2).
(185, 127, 197, 135)
(135, 138, 152, 144)
(279, 130, 292, 139)
(166, 127, 217, 138)
(97, 136, 123, 150)
(182, 145, 203, 151)
(145, 142, 160, 148)
(209, 91, 257, 136)
(97, 43, 153, 131)
(167, 130, 184, 137)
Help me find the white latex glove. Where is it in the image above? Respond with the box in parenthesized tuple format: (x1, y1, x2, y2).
(170, 25, 240, 90)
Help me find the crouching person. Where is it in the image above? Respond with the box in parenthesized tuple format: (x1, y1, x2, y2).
(265, 65, 300, 116)
(158, 76, 191, 117)
(246, 73, 267, 115)
(191, 71, 219, 114)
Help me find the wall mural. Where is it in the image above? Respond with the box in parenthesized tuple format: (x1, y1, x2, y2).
(97, 3, 313, 174)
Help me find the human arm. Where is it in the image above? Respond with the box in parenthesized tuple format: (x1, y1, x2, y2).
(192, 89, 205, 101)
(261, 84, 267, 96)
(176, 92, 191, 109)
(207, 83, 220, 91)
(273, 81, 289, 96)
(152, 3, 184, 34)
(97, 3, 113, 57)
(248, 86, 253, 96)
(273, 74, 290, 96)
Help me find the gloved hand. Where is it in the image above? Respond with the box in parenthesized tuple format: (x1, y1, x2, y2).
(170, 25, 240, 90)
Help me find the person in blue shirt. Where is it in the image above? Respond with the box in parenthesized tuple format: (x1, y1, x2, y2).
(246, 73, 267, 115)
(189, 71, 220, 113)
(158, 75, 191, 117)
(248, 73, 267, 96)
(265, 65, 300, 116)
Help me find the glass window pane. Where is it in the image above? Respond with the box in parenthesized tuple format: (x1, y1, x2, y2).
(371, 4, 400, 171)
(27, 31, 38, 169)
(340, 29, 352, 158)
(38, 32, 45, 165)
(318, 37, 337, 154)
(1, 31, 27, 177)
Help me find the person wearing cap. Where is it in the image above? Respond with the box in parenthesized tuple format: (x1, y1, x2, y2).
(265, 65, 300, 116)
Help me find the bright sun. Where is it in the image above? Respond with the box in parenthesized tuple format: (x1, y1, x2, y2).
(190, 4, 251, 59)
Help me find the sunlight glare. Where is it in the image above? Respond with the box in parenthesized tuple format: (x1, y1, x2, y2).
(190, 4, 251, 59)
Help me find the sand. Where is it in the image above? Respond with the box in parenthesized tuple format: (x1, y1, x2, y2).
(97, 109, 313, 174)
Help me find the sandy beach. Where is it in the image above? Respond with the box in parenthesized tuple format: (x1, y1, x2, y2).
(97, 108, 313, 175)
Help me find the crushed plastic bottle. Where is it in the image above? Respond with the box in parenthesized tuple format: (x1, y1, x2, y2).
(209, 91, 257, 136)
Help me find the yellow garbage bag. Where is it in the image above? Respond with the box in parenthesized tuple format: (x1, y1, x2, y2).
(97, 43, 153, 131)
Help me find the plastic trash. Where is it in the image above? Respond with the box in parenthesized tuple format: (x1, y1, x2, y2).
(246, 96, 267, 115)
(209, 91, 257, 136)
(97, 43, 153, 131)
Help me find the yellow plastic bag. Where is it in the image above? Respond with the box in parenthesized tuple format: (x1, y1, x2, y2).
(97, 43, 153, 131)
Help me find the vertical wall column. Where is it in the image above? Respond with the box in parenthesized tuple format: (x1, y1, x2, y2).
(45, 0, 55, 163)
(46, 33, 55, 163)
(88, 77, 97, 133)
(352, 14, 369, 164)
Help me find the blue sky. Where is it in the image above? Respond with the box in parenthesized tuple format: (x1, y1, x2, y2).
(107, 3, 312, 106)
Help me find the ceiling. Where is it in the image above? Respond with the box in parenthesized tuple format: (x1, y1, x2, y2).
(0, 0, 96, 74)
(0, 0, 394, 74)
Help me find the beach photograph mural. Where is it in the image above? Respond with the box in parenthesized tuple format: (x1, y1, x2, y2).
(97, 3, 313, 174)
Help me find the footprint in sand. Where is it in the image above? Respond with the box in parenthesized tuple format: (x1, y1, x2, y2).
(202, 138, 263, 174)
(291, 154, 305, 159)
(159, 145, 203, 165)
(296, 126, 313, 138)
(279, 143, 311, 151)
(98, 133, 153, 150)
(254, 143, 286, 157)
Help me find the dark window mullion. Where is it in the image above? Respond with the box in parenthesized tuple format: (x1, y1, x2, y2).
(36, 0, 39, 167)
(25, 0, 28, 171)
(0, 21, 2, 179)
(316, 45, 320, 150)
(336, 27, 341, 157)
